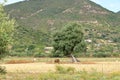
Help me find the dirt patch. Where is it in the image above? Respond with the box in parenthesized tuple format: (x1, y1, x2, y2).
(6, 60, 34, 64)
(5, 59, 96, 64)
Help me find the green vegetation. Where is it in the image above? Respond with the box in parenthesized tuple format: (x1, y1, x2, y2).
(2, 0, 120, 57)
(0, 3, 14, 75)
(0, 4, 15, 59)
(117, 11, 120, 15)
(53, 23, 86, 62)
(5, 0, 120, 27)
(55, 65, 75, 74)
(0, 66, 6, 75)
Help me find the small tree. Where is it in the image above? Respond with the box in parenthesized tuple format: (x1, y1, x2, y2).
(53, 23, 86, 62)
(0, 3, 15, 59)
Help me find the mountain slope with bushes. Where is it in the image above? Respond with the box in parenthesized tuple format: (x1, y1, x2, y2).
(4, 0, 120, 57)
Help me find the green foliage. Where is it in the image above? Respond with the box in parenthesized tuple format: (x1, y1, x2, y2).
(55, 65, 68, 74)
(3, 0, 120, 57)
(0, 4, 15, 59)
(34, 52, 51, 57)
(0, 66, 7, 75)
(5, 0, 120, 29)
(1, 69, 120, 80)
(9, 51, 28, 57)
(93, 52, 111, 57)
(53, 23, 86, 57)
(11, 25, 51, 57)
(78, 70, 106, 80)
(55, 65, 75, 74)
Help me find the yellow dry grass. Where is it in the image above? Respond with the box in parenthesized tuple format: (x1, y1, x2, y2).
(1, 62, 120, 73)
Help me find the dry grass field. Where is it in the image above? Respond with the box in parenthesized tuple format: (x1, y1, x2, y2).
(0, 58, 120, 80)
(1, 62, 120, 73)
(1, 57, 120, 73)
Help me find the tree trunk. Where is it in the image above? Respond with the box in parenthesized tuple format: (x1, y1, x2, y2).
(70, 54, 80, 63)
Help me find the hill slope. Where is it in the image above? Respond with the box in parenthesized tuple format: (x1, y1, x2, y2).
(5, 0, 119, 29)
(117, 11, 120, 14)
(4, 0, 120, 55)
(117, 11, 120, 18)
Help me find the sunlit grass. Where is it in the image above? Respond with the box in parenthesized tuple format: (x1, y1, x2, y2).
(0, 57, 120, 80)
(1, 69, 120, 80)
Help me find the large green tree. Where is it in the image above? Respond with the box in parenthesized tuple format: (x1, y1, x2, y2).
(53, 23, 86, 62)
(0, 3, 15, 59)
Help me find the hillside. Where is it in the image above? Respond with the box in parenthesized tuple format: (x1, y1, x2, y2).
(5, 0, 120, 29)
(117, 11, 120, 14)
(4, 0, 120, 55)
(117, 11, 120, 17)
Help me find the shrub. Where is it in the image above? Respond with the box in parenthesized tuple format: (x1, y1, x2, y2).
(55, 65, 75, 74)
(34, 52, 51, 57)
(55, 65, 67, 74)
(67, 66, 75, 74)
(0, 66, 7, 75)
(9, 51, 28, 57)
(93, 52, 111, 57)
(111, 53, 120, 57)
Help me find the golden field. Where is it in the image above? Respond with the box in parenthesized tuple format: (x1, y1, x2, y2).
(1, 57, 120, 73)
(0, 58, 120, 80)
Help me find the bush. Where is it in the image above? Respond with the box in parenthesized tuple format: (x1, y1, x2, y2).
(93, 52, 111, 57)
(34, 52, 52, 57)
(52, 50, 65, 57)
(0, 66, 7, 75)
(9, 51, 28, 57)
(111, 53, 120, 57)
(55, 65, 75, 74)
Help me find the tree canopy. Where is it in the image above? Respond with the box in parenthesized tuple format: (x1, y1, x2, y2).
(0, 4, 15, 59)
(52, 23, 86, 57)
